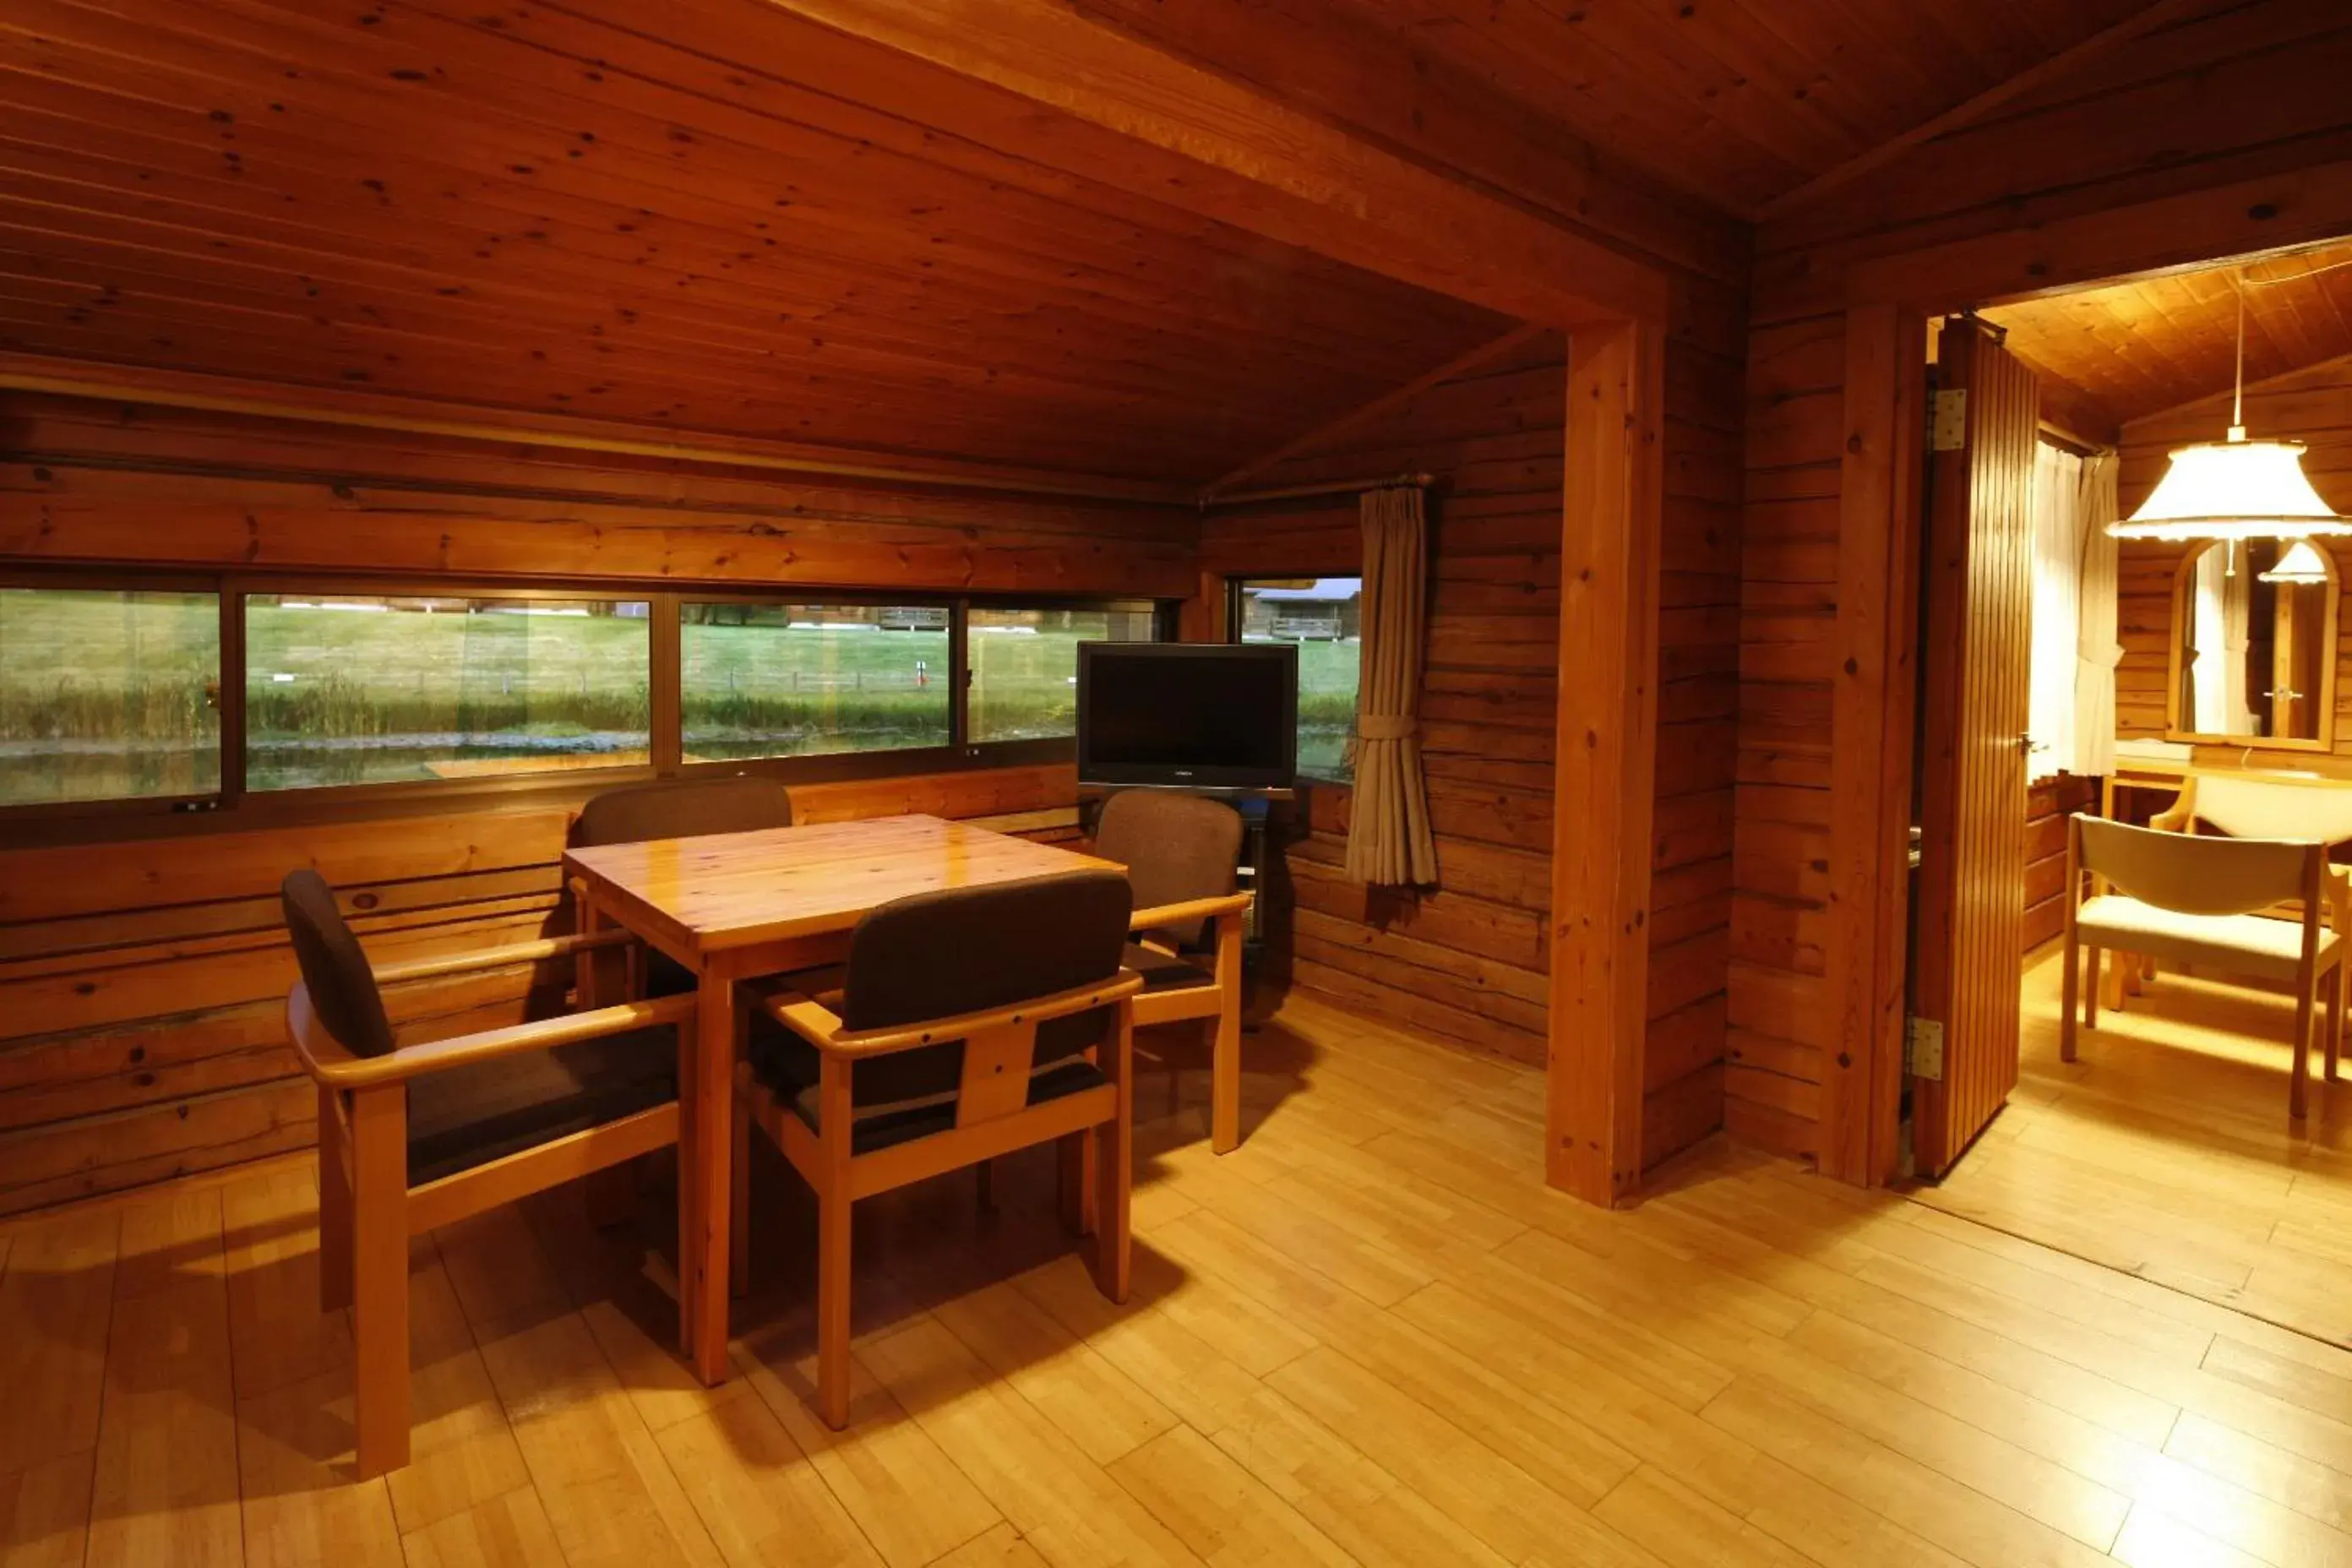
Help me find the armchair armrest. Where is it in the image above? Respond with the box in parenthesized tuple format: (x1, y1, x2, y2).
(292, 989, 694, 1089)
(2148, 779, 2197, 833)
(370, 927, 636, 986)
(1128, 892, 1253, 933)
(762, 970, 1146, 1060)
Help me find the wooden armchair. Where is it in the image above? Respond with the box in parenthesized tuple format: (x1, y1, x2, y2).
(566, 776, 796, 1000)
(1092, 790, 1254, 1152)
(2065, 814, 2348, 1118)
(280, 870, 693, 1478)
(732, 870, 1142, 1429)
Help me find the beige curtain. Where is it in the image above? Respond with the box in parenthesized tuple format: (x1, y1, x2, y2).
(1345, 485, 1440, 886)
(2072, 452, 2121, 776)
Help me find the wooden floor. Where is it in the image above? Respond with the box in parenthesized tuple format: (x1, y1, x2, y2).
(1920, 947, 2352, 1351)
(12, 996, 2352, 1565)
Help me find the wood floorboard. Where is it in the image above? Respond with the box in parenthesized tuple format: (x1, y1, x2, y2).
(5, 997, 2352, 1563)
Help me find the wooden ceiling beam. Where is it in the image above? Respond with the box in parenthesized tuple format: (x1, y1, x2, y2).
(0, 354, 1195, 505)
(756, 0, 1671, 328)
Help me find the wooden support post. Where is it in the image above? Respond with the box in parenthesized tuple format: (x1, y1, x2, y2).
(1547, 318, 1665, 1206)
(1825, 304, 1927, 1186)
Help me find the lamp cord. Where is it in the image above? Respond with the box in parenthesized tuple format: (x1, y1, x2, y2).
(2234, 269, 2247, 435)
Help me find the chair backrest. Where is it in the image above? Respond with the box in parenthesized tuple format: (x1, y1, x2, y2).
(1092, 789, 1243, 947)
(281, 869, 396, 1058)
(570, 777, 793, 848)
(2189, 774, 2352, 846)
(835, 871, 1133, 1106)
(2075, 814, 2320, 919)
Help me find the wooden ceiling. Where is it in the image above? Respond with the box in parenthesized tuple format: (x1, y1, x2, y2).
(1290, 0, 2159, 215)
(0, 0, 1515, 487)
(1986, 238, 2352, 428)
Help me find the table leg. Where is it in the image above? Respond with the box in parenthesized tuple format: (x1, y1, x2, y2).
(689, 971, 736, 1385)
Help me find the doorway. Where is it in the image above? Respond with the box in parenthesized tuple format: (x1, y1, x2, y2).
(1897, 238, 2352, 1346)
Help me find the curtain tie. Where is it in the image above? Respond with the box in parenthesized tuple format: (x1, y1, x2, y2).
(1356, 714, 1418, 742)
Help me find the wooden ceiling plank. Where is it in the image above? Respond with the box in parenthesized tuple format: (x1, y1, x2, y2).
(749, 0, 1670, 326)
(1200, 322, 1547, 500)
(1757, 0, 2208, 221)
(0, 8, 1472, 354)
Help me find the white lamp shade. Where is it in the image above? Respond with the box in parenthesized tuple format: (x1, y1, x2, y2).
(2111, 436, 2352, 540)
(2258, 538, 2334, 584)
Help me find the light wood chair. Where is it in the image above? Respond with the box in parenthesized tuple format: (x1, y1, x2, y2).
(732, 870, 1142, 1429)
(2153, 772, 2352, 847)
(2064, 814, 2349, 1118)
(1092, 790, 1254, 1152)
(280, 869, 692, 1478)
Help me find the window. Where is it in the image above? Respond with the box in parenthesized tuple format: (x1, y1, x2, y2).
(681, 602, 951, 762)
(966, 606, 1157, 743)
(1235, 577, 1362, 781)
(0, 585, 220, 807)
(3, 579, 1166, 819)
(244, 593, 651, 791)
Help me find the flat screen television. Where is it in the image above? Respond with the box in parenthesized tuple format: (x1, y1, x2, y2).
(1077, 642, 1297, 790)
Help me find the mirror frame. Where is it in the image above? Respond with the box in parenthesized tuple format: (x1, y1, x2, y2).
(2164, 540, 2340, 753)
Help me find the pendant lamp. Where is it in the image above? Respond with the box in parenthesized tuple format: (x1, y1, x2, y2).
(2110, 270, 2351, 541)
(2258, 538, 2333, 585)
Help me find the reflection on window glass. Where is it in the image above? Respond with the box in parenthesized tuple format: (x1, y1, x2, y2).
(1237, 578, 1362, 781)
(244, 594, 650, 790)
(681, 603, 951, 762)
(968, 606, 1157, 743)
(0, 587, 221, 806)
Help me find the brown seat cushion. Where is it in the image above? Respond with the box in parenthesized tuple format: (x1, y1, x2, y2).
(407, 1026, 678, 1185)
(1122, 942, 1213, 992)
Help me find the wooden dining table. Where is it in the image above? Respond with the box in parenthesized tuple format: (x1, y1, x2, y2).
(563, 812, 1122, 1384)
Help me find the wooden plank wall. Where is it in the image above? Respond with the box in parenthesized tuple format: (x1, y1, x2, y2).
(1198, 323, 1745, 1173)
(2115, 358, 2352, 754)
(1754, 3, 2352, 324)
(0, 395, 1198, 594)
(1729, 313, 1844, 1168)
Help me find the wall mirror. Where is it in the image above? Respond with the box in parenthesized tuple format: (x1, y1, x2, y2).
(2167, 538, 2339, 749)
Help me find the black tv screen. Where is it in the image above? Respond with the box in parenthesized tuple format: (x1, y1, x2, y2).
(1078, 643, 1297, 790)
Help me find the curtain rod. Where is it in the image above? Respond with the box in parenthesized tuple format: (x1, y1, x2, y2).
(1200, 471, 1435, 509)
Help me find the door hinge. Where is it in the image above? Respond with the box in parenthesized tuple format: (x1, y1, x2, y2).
(1931, 389, 1968, 451)
(1906, 1017, 1946, 1081)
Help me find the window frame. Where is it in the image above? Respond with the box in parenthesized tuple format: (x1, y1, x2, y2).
(0, 566, 237, 825)
(672, 588, 961, 784)
(0, 568, 1173, 837)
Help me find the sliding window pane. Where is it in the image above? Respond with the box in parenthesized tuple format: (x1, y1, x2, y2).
(244, 594, 650, 790)
(968, 606, 1157, 743)
(1237, 577, 1361, 781)
(681, 602, 950, 762)
(0, 586, 220, 806)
